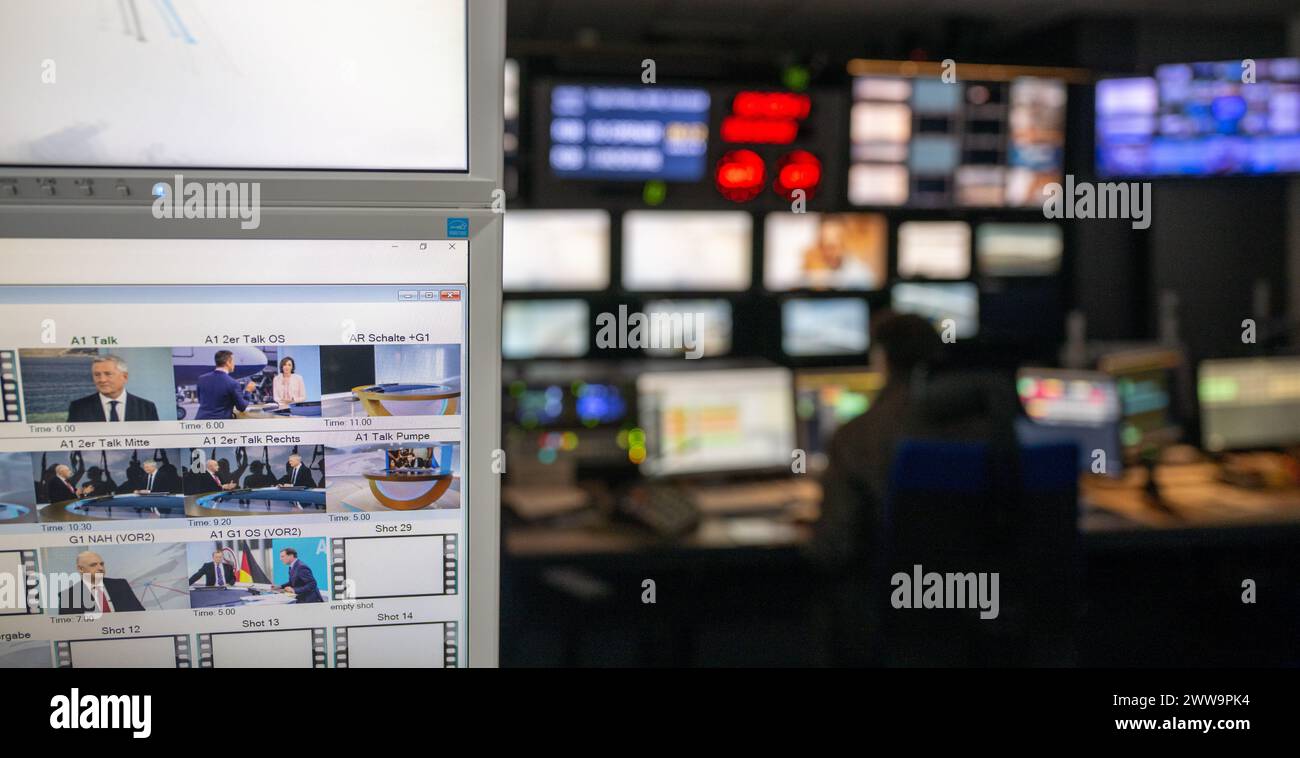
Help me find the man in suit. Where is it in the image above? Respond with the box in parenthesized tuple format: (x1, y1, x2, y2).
(132, 460, 179, 495)
(66, 355, 160, 423)
(195, 350, 258, 420)
(45, 464, 85, 503)
(59, 551, 146, 614)
(189, 550, 237, 587)
(276, 547, 323, 603)
(190, 459, 239, 495)
(277, 454, 317, 489)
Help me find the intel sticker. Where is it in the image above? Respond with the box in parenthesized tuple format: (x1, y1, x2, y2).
(447, 218, 470, 238)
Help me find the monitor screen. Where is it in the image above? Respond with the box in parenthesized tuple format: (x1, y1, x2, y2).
(0, 0, 469, 171)
(890, 282, 979, 338)
(0, 234, 472, 667)
(1100, 349, 1181, 452)
(782, 298, 869, 356)
(637, 367, 795, 476)
(1199, 357, 1300, 451)
(502, 210, 611, 292)
(642, 299, 733, 358)
(897, 221, 972, 280)
(1015, 369, 1123, 476)
(502, 300, 590, 359)
(763, 213, 888, 291)
(1096, 59, 1300, 177)
(548, 84, 711, 181)
(794, 369, 885, 466)
(622, 211, 753, 291)
(976, 223, 1063, 277)
(849, 74, 1066, 207)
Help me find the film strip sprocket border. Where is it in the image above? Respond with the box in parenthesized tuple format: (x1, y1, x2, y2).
(332, 620, 458, 668)
(331, 533, 458, 600)
(55, 635, 191, 668)
(197, 627, 327, 668)
(0, 549, 40, 615)
(0, 350, 20, 423)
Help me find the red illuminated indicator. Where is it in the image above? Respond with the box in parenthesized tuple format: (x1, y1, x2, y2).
(720, 116, 799, 144)
(772, 150, 822, 201)
(732, 92, 812, 120)
(715, 149, 766, 202)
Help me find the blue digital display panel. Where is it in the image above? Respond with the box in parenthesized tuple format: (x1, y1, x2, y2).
(1096, 59, 1300, 177)
(548, 85, 711, 181)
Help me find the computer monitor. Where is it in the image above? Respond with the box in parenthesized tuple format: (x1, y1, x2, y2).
(763, 213, 888, 291)
(849, 72, 1066, 207)
(502, 300, 590, 359)
(976, 223, 1063, 277)
(0, 207, 501, 668)
(502, 210, 611, 292)
(794, 369, 886, 467)
(642, 299, 733, 358)
(782, 298, 869, 356)
(622, 211, 753, 291)
(637, 367, 796, 476)
(1096, 59, 1300, 178)
(890, 282, 979, 338)
(1015, 369, 1123, 476)
(548, 84, 711, 182)
(897, 221, 972, 280)
(1199, 357, 1300, 451)
(1099, 348, 1183, 456)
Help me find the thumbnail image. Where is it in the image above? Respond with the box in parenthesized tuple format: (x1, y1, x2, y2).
(172, 344, 321, 421)
(31, 449, 187, 522)
(319, 344, 461, 418)
(198, 628, 327, 668)
(186, 536, 328, 609)
(182, 445, 326, 517)
(18, 348, 178, 423)
(41, 543, 189, 615)
(764, 213, 888, 291)
(0, 639, 52, 668)
(0, 452, 38, 525)
(54, 636, 189, 669)
(326, 442, 460, 512)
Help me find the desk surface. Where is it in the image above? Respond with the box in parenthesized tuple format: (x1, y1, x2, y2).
(506, 463, 1300, 560)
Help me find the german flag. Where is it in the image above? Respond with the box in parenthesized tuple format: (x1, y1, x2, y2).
(236, 540, 271, 584)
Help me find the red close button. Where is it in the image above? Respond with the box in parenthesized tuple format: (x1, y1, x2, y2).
(440, 290, 461, 301)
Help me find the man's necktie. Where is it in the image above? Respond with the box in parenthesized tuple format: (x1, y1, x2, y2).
(147, 473, 155, 491)
(216, 565, 225, 586)
(97, 587, 109, 613)
(108, 400, 120, 422)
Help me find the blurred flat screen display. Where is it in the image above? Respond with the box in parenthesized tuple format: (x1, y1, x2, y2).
(637, 367, 795, 476)
(642, 299, 733, 358)
(763, 213, 888, 291)
(622, 211, 752, 291)
(502, 210, 611, 292)
(548, 84, 711, 181)
(849, 75, 1066, 207)
(1199, 357, 1300, 451)
(794, 369, 886, 464)
(890, 282, 979, 338)
(897, 221, 971, 280)
(782, 298, 869, 356)
(1096, 59, 1300, 177)
(0, 0, 469, 170)
(1015, 369, 1122, 476)
(502, 300, 589, 359)
(976, 223, 1063, 276)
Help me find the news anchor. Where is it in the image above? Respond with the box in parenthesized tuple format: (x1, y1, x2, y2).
(276, 547, 323, 603)
(134, 460, 180, 494)
(272, 356, 307, 405)
(44, 463, 83, 503)
(189, 551, 237, 587)
(195, 350, 258, 420)
(59, 551, 146, 614)
(191, 459, 239, 495)
(277, 454, 317, 489)
(66, 355, 159, 422)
